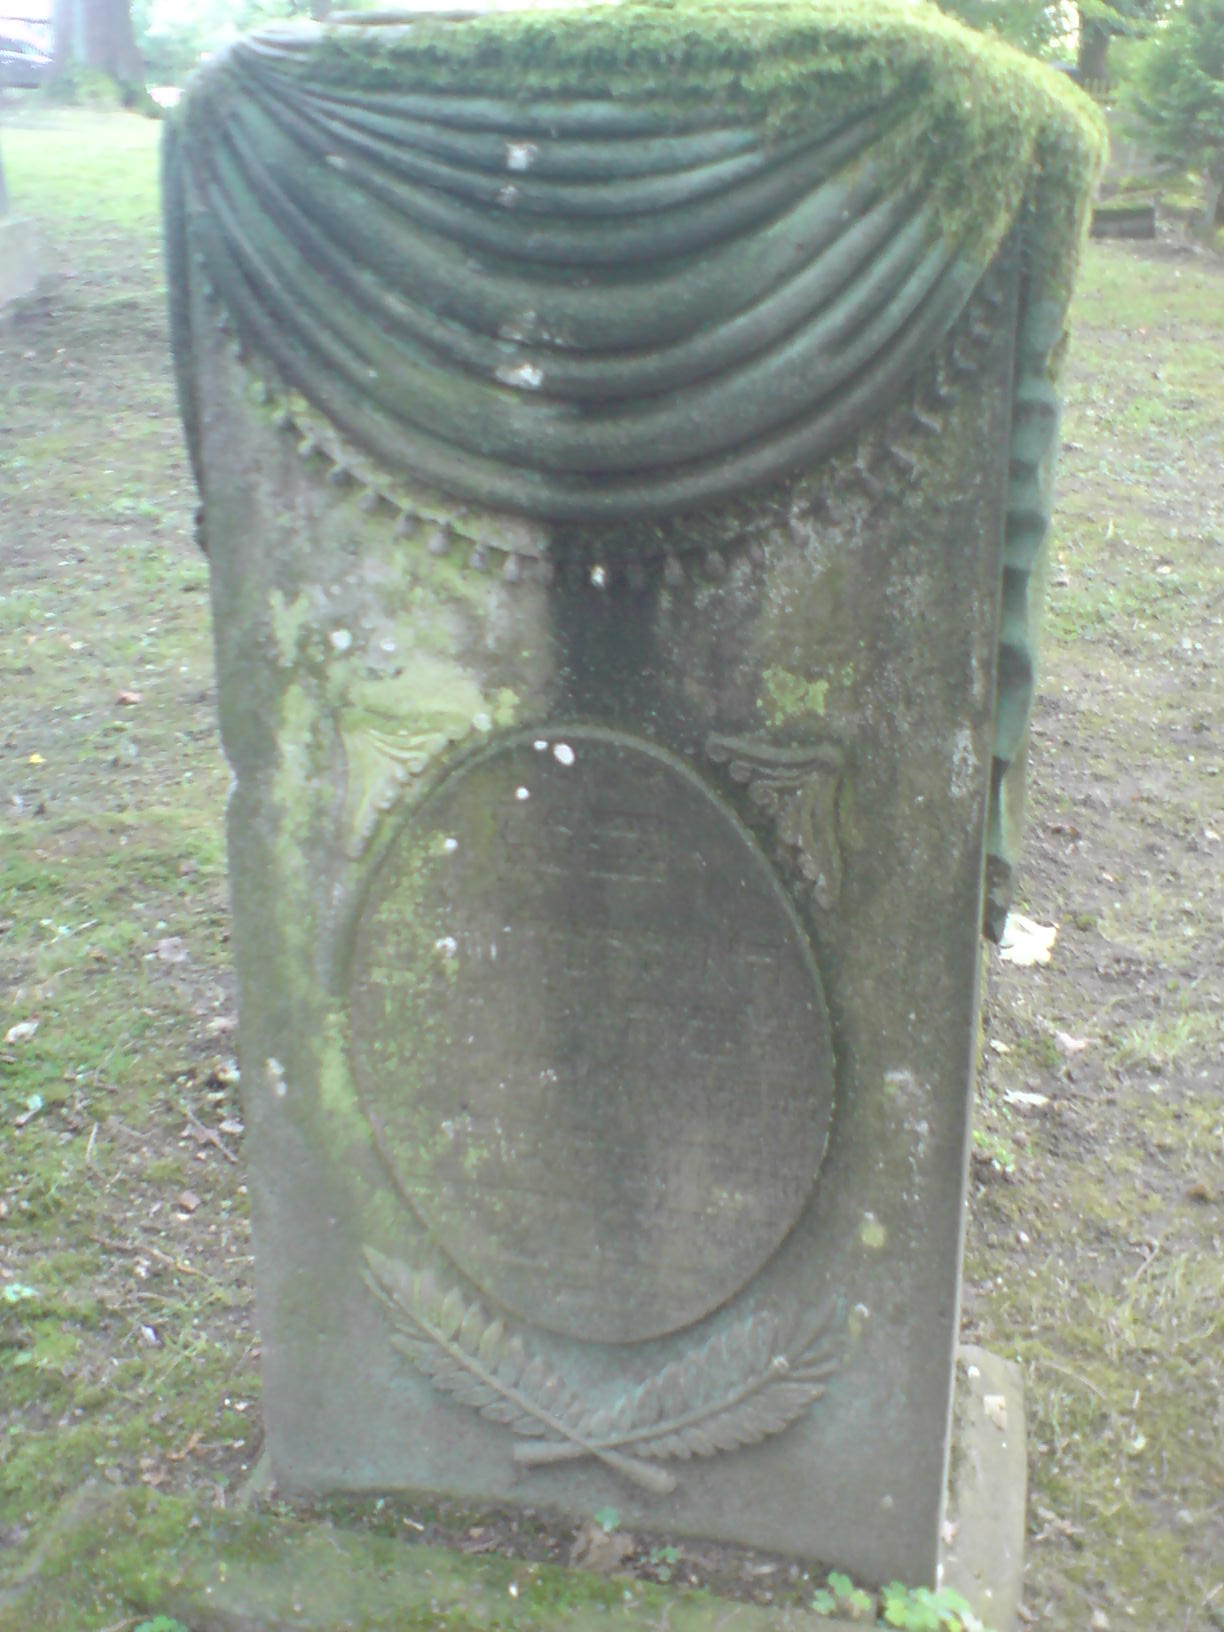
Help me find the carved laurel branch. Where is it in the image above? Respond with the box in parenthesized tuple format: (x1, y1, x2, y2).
(362, 1247, 837, 1497)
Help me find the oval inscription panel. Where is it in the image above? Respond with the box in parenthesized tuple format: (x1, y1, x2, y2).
(349, 727, 835, 1345)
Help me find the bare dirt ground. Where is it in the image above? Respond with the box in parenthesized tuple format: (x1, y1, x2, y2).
(1, 107, 1222, 1631)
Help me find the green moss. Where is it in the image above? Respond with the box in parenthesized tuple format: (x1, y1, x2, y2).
(760, 665, 829, 724)
(303, 0, 1104, 300)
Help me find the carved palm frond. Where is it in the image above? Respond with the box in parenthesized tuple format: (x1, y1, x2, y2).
(363, 1246, 837, 1496)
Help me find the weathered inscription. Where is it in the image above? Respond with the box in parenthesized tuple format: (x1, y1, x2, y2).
(349, 728, 835, 1344)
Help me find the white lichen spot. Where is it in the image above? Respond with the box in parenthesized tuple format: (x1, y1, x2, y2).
(443, 837, 458, 854)
(590, 564, 607, 589)
(379, 636, 397, 655)
(435, 935, 458, 959)
(498, 310, 537, 343)
(860, 1212, 887, 1251)
(495, 360, 544, 391)
(553, 742, 575, 766)
(496, 184, 520, 209)
(950, 726, 978, 797)
(505, 141, 538, 172)
(265, 1057, 287, 1099)
(533, 739, 549, 752)
(472, 711, 492, 732)
(515, 786, 530, 801)
(328, 627, 352, 653)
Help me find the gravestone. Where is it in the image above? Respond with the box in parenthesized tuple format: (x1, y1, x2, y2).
(164, 1, 1101, 1593)
(0, 140, 41, 313)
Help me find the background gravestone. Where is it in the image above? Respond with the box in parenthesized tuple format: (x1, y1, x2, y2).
(164, 1, 1102, 1589)
(0, 139, 41, 311)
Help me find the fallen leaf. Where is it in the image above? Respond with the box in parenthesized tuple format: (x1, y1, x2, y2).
(570, 1520, 635, 1573)
(4, 1019, 39, 1045)
(983, 1393, 1008, 1431)
(27, 752, 44, 765)
(1004, 1089, 1050, 1109)
(168, 1429, 202, 1461)
(1186, 1180, 1214, 1203)
(998, 914, 1058, 967)
(988, 1038, 1011, 1055)
(14, 1093, 44, 1128)
(116, 690, 143, 705)
(156, 937, 188, 964)
(176, 1190, 201, 1214)
(1091, 1610, 1111, 1631)
(1055, 1031, 1090, 1055)
(218, 1118, 244, 1136)
(460, 1528, 496, 1555)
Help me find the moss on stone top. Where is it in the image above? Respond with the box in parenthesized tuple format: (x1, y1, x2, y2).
(297, 0, 1105, 298)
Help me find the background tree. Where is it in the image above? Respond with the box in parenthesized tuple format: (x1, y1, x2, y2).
(132, 0, 328, 87)
(1074, 0, 1168, 85)
(930, 0, 1075, 59)
(51, 0, 147, 101)
(1124, 0, 1224, 229)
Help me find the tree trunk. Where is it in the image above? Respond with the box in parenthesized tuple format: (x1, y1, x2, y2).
(1076, 17, 1112, 87)
(1199, 157, 1223, 235)
(51, 0, 145, 96)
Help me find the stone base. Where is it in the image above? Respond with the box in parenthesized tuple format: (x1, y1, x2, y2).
(0, 1354, 1025, 1631)
(200, 1346, 1026, 1630)
(942, 1345, 1028, 1631)
(0, 215, 41, 311)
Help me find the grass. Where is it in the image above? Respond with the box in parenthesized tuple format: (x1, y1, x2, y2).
(1, 103, 255, 1627)
(2, 102, 1223, 1632)
(968, 235, 1224, 1629)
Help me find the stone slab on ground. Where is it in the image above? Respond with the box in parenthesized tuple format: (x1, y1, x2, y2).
(0, 1483, 863, 1632)
(943, 1346, 1027, 1632)
(0, 214, 40, 310)
(161, 1528, 857, 1632)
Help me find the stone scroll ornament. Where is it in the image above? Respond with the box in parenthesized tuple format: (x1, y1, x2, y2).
(163, 1, 1103, 1489)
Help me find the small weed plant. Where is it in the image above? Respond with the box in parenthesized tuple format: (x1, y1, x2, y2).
(648, 1543, 681, 1582)
(811, 1572, 990, 1630)
(880, 1582, 983, 1630)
